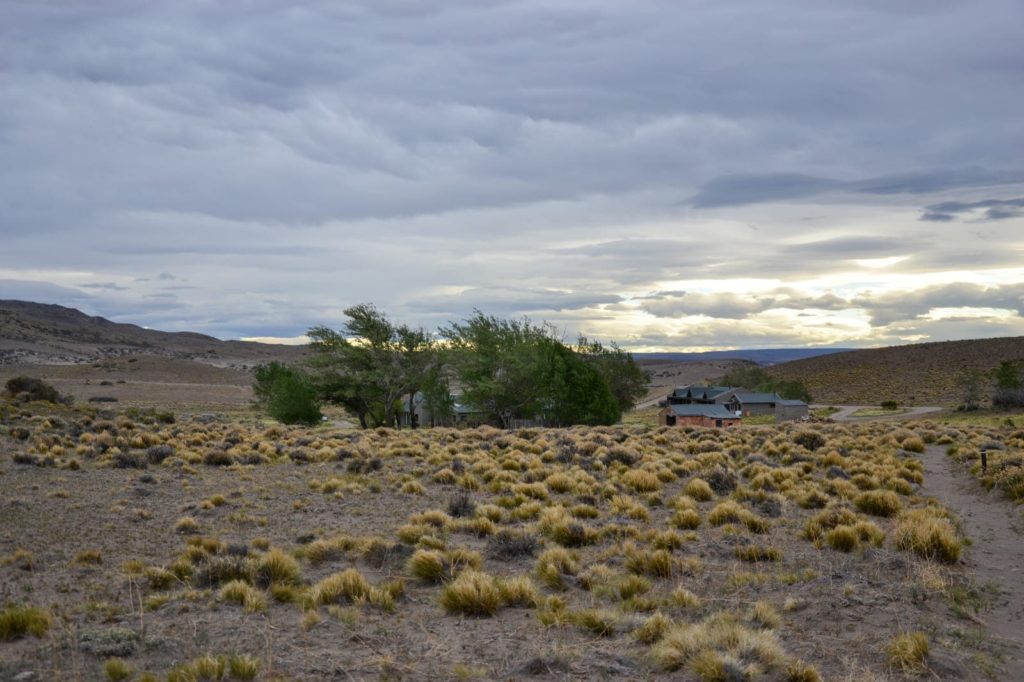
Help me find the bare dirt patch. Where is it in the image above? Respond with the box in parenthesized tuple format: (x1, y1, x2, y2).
(920, 445, 1024, 677)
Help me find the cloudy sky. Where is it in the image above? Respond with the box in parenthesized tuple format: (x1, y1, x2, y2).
(2, 1, 1023, 350)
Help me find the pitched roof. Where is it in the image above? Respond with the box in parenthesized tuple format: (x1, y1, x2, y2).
(667, 404, 739, 418)
(672, 385, 733, 400)
(731, 392, 779, 404)
(778, 399, 808, 407)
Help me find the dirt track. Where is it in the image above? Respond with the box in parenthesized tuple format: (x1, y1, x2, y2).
(920, 445, 1024, 678)
(825, 405, 944, 422)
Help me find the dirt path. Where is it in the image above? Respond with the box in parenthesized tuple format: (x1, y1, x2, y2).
(920, 445, 1024, 677)
(826, 405, 943, 421)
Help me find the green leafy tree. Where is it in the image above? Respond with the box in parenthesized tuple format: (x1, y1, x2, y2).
(252, 362, 322, 425)
(441, 311, 553, 429)
(575, 336, 650, 412)
(991, 360, 1024, 409)
(960, 369, 985, 411)
(308, 304, 436, 429)
(720, 364, 811, 403)
(541, 338, 620, 426)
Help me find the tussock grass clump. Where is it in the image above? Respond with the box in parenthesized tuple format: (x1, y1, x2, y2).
(854, 490, 902, 517)
(219, 580, 266, 613)
(622, 469, 661, 493)
(174, 516, 200, 534)
(407, 549, 446, 582)
(887, 631, 929, 673)
(748, 600, 780, 629)
(228, 654, 261, 680)
(75, 549, 103, 565)
(535, 547, 579, 589)
(894, 509, 961, 563)
(901, 436, 926, 453)
(651, 611, 785, 673)
(312, 568, 372, 606)
(735, 545, 782, 562)
(255, 548, 301, 586)
(825, 525, 860, 552)
(670, 508, 702, 530)
(625, 546, 673, 578)
(571, 609, 617, 636)
(634, 612, 674, 643)
(0, 605, 52, 640)
(684, 478, 714, 501)
(785, 659, 823, 682)
(497, 576, 539, 607)
(803, 507, 860, 542)
(103, 658, 133, 681)
(707, 501, 769, 533)
(440, 570, 503, 616)
(672, 587, 703, 609)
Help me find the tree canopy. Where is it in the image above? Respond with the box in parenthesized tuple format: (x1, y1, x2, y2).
(720, 364, 812, 403)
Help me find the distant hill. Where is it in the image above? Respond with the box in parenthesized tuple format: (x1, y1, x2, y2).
(634, 348, 852, 365)
(0, 299, 302, 369)
(767, 337, 1024, 406)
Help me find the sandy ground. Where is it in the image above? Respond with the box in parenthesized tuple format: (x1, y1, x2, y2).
(920, 445, 1024, 678)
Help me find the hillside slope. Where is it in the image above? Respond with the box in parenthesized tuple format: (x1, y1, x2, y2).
(0, 300, 303, 367)
(768, 337, 1024, 406)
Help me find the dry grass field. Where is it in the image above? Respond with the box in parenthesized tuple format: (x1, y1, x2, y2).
(2, 397, 1022, 680)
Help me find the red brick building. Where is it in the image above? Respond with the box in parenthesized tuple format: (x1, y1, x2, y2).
(658, 403, 741, 428)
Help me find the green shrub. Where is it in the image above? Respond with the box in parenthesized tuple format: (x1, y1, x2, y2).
(253, 362, 322, 426)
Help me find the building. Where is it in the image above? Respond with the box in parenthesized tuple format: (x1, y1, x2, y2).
(666, 385, 737, 406)
(658, 403, 742, 428)
(776, 398, 810, 422)
(726, 392, 779, 417)
(663, 384, 809, 425)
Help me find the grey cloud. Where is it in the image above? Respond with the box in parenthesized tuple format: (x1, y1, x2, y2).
(919, 197, 1024, 222)
(854, 282, 1024, 326)
(640, 290, 851, 320)
(79, 282, 129, 291)
(692, 169, 1024, 208)
(2, 1, 1024, 345)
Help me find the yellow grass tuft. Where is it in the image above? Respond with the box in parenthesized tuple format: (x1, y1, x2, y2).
(440, 570, 503, 616)
(894, 509, 961, 563)
(312, 568, 372, 606)
(887, 631, 929, 673)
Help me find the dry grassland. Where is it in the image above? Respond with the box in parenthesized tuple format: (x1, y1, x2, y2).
(1, 398, 1020, 680)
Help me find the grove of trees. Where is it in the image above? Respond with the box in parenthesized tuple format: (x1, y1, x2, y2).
(719, 364, 812, 403)
(255, 305, 648, 428)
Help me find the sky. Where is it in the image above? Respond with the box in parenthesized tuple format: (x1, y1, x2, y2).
(1, 0, 1023, 351)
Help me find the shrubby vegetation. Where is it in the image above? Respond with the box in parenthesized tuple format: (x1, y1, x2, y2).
(258, 304, 648, 429)
(252, 362, 322, 426)
(719, 365, 812, 402)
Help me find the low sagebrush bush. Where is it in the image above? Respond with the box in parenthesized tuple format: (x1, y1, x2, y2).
(487, 530, 538, 560)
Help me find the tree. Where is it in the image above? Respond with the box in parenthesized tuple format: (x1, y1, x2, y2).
(442, 312, 623, 428)
(575, 337, 650, 412)
(991, 360, 1024, 409)
(960, 369, 984, 411)
(252, 362, 322, 425)
(441, 311, 553, 429)
(719, 364, 812, 402)
(541, 338, 620, 426)
(307, 304, 437, 429)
